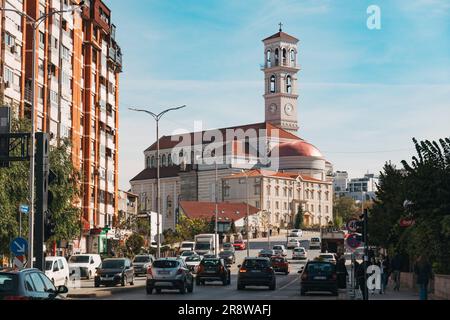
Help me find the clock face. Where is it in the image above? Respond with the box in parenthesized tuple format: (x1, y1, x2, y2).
(269, 104, 277, 114)
(285, 104, 294, 115)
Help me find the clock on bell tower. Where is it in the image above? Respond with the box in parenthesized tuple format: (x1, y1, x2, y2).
(262, 25, 300, 134)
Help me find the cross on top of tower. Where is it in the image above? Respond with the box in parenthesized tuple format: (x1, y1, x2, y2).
(278, 22, 283, 32)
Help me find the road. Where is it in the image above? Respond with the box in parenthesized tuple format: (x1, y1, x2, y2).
(70, 231, 344, 300)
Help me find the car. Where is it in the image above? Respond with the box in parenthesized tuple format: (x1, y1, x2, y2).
(132, 254, 155, 277)
(287, 238, 301, 249)
(68, 254, 102, 279)
(179, 250, 198, 261)
(0, 268, 69, 300)
(185, 255, 202, 273)
(289, 229, 303, 237)
(292, 247, 308, 260)
(258, 249, 276, 258)
(270, 256, 290, 275)
(94, 258, 135, 287)
(272, 245, 287, 256)
(146, 258, 194, 294)
(218, 250, 236, 264)
(222, 243, 235, 252)
(202, 254, 218, 259)
(45, 256, 70, 287)
(179, 241, 195, 253)
(310, 237, 321, 250)
(237, 257, 276, 290)
(300, 260, 338, 296)
(233, 240, 246, 250)
(196, 258, 231, 286)
(317, 254, 337, 264)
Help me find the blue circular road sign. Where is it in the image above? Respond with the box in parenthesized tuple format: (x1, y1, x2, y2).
(346, 233, 362, 249)
(10, 237, 28, 256)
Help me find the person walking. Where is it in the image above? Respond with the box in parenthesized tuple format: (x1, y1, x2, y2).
(336, 256, 348, 289)
(381, 255, 390, 293)
(414, 255, 433, 300)
(391, 253, 402, 291)
(355, 260, 367, 300)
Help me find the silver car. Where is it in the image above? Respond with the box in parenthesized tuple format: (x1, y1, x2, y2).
(132, 254, 154, 276)
(146, 258, 194, 294)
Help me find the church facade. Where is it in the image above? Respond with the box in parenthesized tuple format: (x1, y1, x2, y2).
(129, 29, 334, 231)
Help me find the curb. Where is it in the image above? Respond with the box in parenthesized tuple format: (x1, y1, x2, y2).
(67, 284, 145, 299)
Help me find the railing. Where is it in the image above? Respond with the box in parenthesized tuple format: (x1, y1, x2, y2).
(260, 61, 298, 70)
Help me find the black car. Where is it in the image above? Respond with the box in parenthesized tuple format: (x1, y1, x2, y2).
(0, 268, 68, 300)
(94, 258, 135, 287)
(196, 258, 231, 286)
(237, 257, 276, 290)
(300, 260, 338, 296)
(218, 250, 235, 264)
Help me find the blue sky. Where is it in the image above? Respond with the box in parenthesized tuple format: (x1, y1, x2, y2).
(106, 0, 450, 190)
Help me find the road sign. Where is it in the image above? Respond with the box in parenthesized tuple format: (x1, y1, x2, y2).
(13, 255, 25, 269)
(346, 220, 359, 233)
(10, 237, 28, 256)
(19, 204, 29, 214)
(346, 233, 362, 250)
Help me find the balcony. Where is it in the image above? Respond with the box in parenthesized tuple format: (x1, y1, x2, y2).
(260, 60, 299, 70)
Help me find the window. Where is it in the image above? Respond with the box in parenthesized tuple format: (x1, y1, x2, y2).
(266, 186, 271, 196)
(255, 201, 260, 209)
(146, 156, 151, 168)
(275, 201, 279, 209)
(254, 184, 261, 195)
(24, 275, 35, 292)
(168, 154, 172, 166)
(275, 187, 279, 197)
(274, 48, 279, 65)
(270, 75, 276, 93)
(282, 48, 287, 64)
(50, 90, 58, 104)
(266, 50, 271, 67)
(62, 45, 71, 61)
(39, 32, 45, 48)
(162, 154, 166, 166)
(283, 188, 287, 197)
(326, 206, 329, 214)
(266, 201, 270, 209)
(151, 156, 155, 167)
(4, 32, 15, 46)
(3, 67, 14, 84)
(239, 178, 245, 184)
(311, 204, 314, 212)
(284, 202, 287, 210)
(29, 273, 46, 292)
(290, 50, 295, 65)
(286, 75, 292, 94)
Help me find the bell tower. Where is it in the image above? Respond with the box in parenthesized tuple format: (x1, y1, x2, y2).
(262, 24, 300, 134)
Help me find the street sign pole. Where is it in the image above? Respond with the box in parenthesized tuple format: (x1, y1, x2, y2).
(363, 209, 369, 300)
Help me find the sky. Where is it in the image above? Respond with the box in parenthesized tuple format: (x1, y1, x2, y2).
(105, 0, 450, 191)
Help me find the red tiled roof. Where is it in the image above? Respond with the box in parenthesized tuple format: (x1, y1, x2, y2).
(180, 201, 260, 221)
(263, 31, 299, 43)
(145, 122, 300, 152)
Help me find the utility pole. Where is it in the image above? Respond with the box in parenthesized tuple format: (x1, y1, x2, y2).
(214, 161, 218, 256)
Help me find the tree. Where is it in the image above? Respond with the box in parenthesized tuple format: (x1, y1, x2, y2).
(175, 214, 210, 241)
(294, 205, 304, 229)
(125, 233, 144, 256)
(333, 196, 360, 222)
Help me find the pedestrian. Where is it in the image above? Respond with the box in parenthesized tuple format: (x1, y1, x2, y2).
(277, 227, 280, 235)
(336, 256, 348, 289)
(414, 255, 433, 300)
(355, 261, 367, 300)
(391, 253, 402, 291)
(382, 255, 390, 293)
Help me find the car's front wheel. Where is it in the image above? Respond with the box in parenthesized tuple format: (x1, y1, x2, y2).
(179, 282, 186, 294)
(237, 283, 245, 290)
(187, 281, 194, 293)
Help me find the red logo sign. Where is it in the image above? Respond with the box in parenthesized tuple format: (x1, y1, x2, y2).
(400, 219, 415, 227)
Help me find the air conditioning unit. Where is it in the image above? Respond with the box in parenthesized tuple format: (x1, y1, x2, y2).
(4, 81, 10, 88)
(10, 45, 16, 54)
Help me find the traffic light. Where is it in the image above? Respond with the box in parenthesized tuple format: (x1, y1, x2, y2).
(44, 210, 56, 241)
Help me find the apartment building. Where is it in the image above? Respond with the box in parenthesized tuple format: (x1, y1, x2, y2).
(0, 0, 122, 254)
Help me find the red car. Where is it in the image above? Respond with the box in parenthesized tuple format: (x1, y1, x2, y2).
(270, 256, 290, 275)
(233, 240, 246, 250)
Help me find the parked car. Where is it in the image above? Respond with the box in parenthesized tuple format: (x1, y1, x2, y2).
(196, 258, 231, 286)
(237, 257, 276, 290)
(258, 249, 276, 258)
(0, 268, 68, 300)
(300, 260, 338, 296)
(146, 258, 194, 294)
(289, 229, 303, 237)
(185, 255, 202, 273)
(179, 250, 198, 261)
(270, 256, 290, 275)
(68, 254, 102, 279)
(292, 247, 308, 260)
(233, 240, 246, 251)
(94, 258, 134, 287)
(287, 238, 301, 249)
(272, 245, 287, 256)
(310, 237, 321, 250)
(317, 254, 337, 264)
(44, 256, 70, 287)
(133, 254, 155, 277)
(218, 250, 236, 264)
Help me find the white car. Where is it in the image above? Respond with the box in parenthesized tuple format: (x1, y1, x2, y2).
(180, 241, 195, 253)
(289, 229, 303, 237)
(318, 253, 337, 263)
(179, 250, 198, 261)
(185, 255, 202, 273)
(272, 245, 287, 256)
(287, 239, 300, 249)
(45, 256, 70, 287)
(68, 254, 102, 279)
(292, 247, 308, 260)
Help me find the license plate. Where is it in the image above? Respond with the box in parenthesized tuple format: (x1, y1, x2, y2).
(205, 270, 215, 273)
(251, 270, 261, 273)
(158, 271, 170, 275)
(314, 276, 326, 280)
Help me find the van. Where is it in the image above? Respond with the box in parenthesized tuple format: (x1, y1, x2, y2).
(68, 254, 102, 279)
(180, 241, 195, 253)
(45, 256, 70, 287)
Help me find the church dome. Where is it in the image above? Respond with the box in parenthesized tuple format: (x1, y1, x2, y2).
(278, 140, 323, 158)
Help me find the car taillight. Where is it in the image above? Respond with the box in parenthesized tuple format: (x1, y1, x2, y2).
(197, 265, 204, 273)
(266, 267, 273, 273)
(301, 272, 308, 280)
(332, 273, 337, 280)
(4, 296, 30, 300)
(239, 268, 247, 273)
(146, 267, 153, 276)
(220, 265, 224, 272)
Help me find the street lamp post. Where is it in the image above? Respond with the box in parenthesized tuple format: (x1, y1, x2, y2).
(1, 1, 85, 268)
(214, 161, 219, 256)
(129, 105, 187, 258)
(241, 170, 250, 257)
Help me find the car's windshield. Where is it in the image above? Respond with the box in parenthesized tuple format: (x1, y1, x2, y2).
(45, 261, 53, 271)
(311, 238, 320, 242)
(307, 263, 335, 274)
(101, 260, 125, 269)
(271, 258, 285, 263)
(181, 251, 195, 256)
(294, 248, 304, 252)
(273, 246, 282, 250)
(201, 259, 220, 266)
(181, 244, 193, 248)
(320, 255, 334, 259)
(243, 259, 270, 269)
(69, 255, 90, 263)
(153, 260, 179, 269)
(195, 243, 211, 250)
(133, 256, 151, 263)
(289, 239, 297, 242)
(185, 256, 201, 262)
(0, 274, 17, 292)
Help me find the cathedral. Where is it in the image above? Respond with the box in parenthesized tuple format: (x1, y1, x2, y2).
(130, 28, 334, 231)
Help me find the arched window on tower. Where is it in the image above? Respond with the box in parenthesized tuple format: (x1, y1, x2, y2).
(146, 156, 151, 168)
(274, 48, 279, 66)
(162, 154, 166, 167)
(290, 50, 295, 66)
(168, 154, 172, 166)
(266, 50, 271, 68)
(286, 75, 292, 94)
(151, 156, 155, 168)
(270, 75, 276, 93)
(282, 48, 287, 65)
